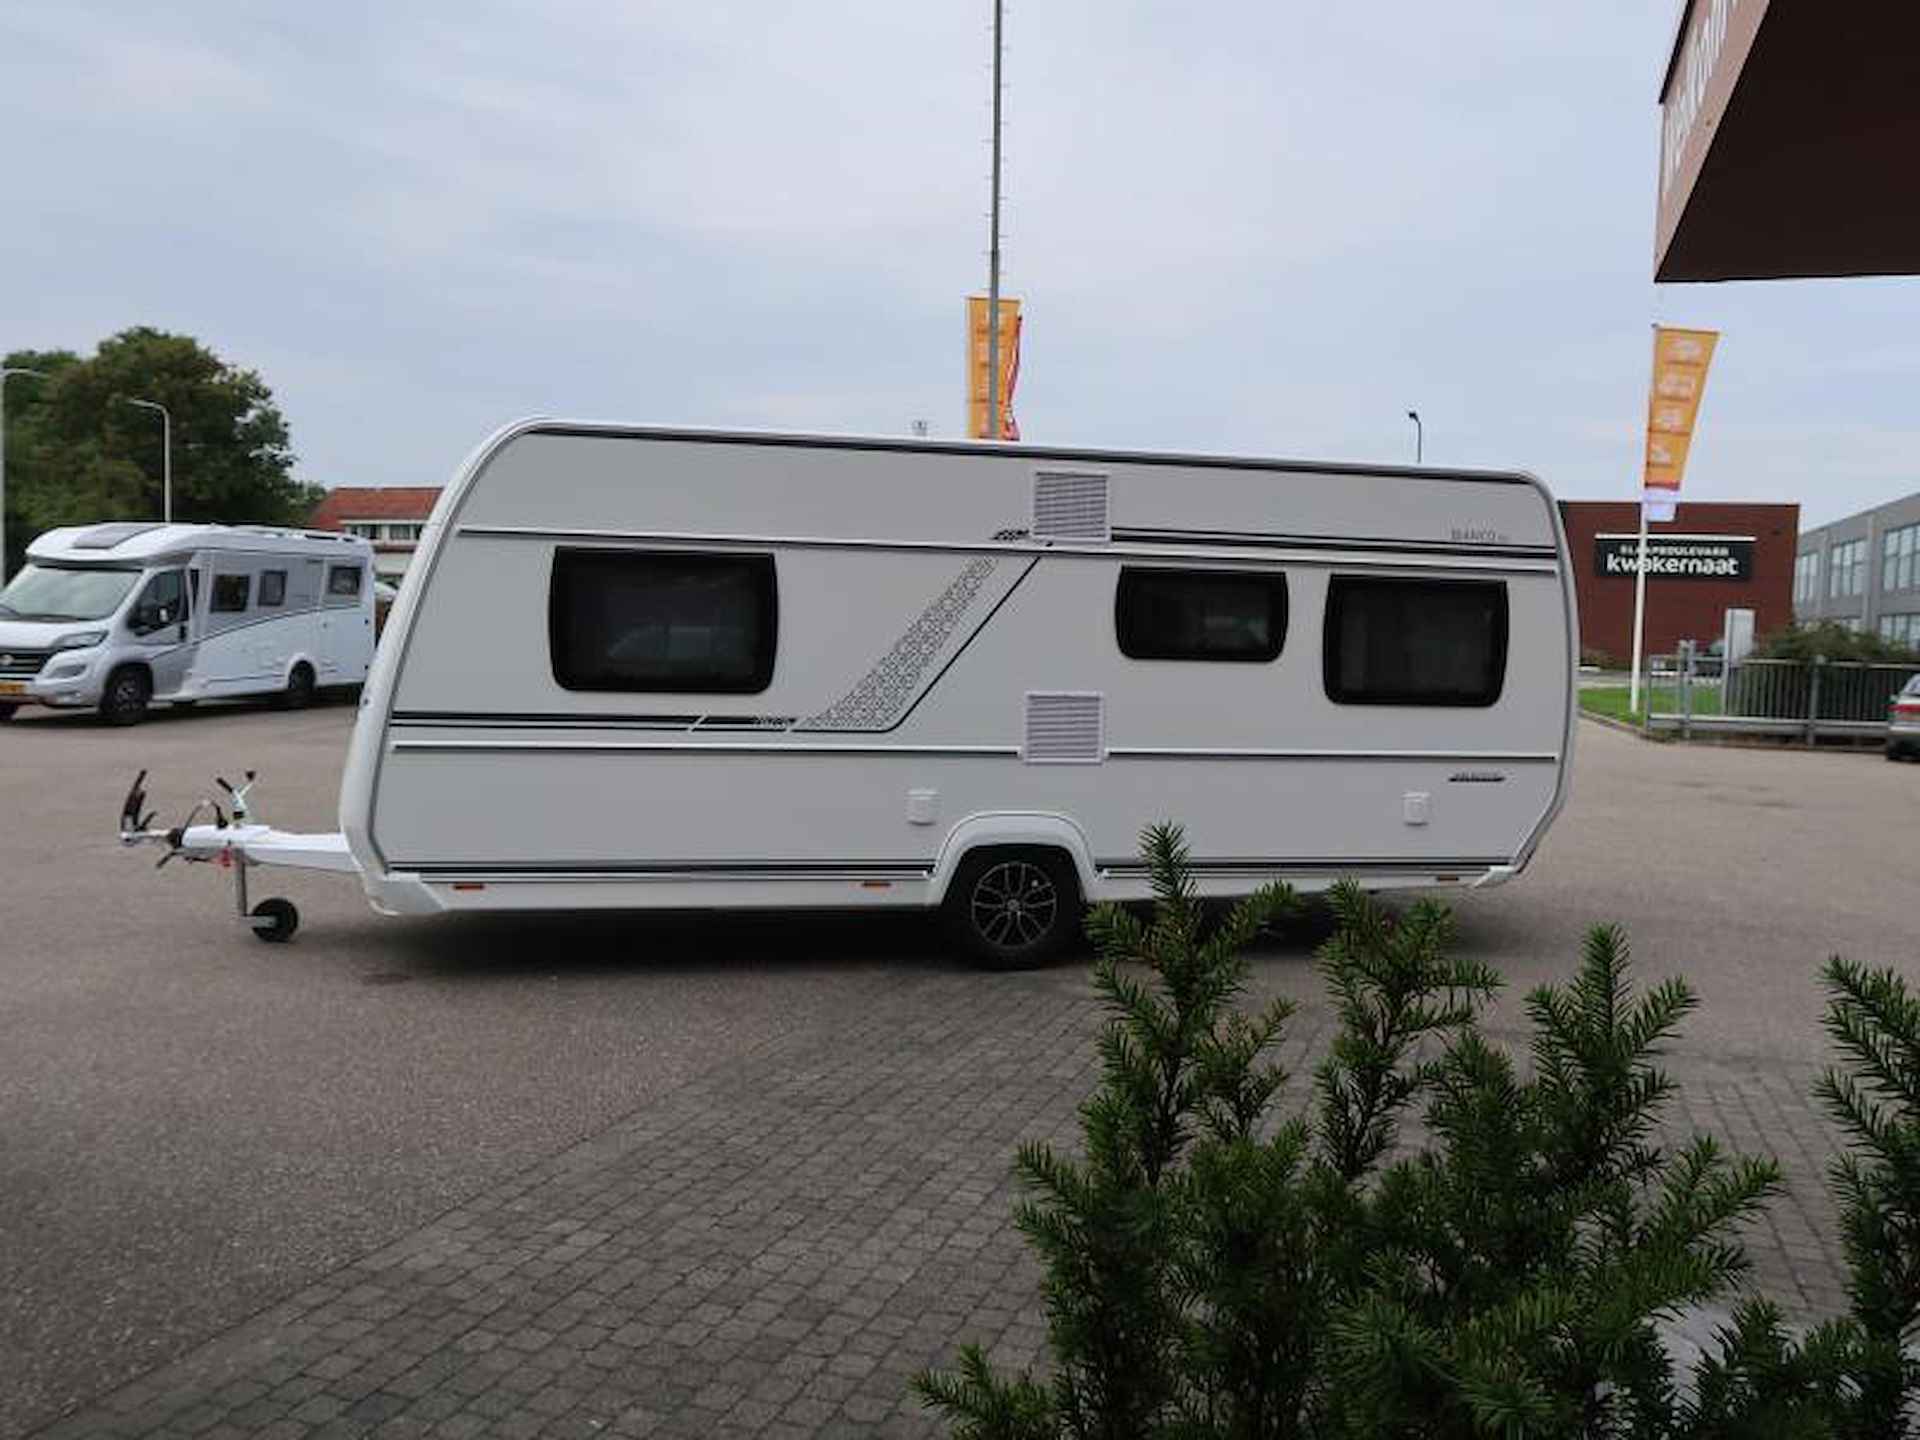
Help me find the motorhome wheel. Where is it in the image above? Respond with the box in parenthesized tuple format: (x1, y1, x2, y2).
(99, 666, 151, 726)
(0, 703, 15, 722)
(249, 898, 299, 943)
(281, 663, 316, 710)
(946, 849, 1080, 971)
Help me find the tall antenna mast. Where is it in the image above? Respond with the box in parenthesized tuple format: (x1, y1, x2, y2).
(985, 0, 1005, 441)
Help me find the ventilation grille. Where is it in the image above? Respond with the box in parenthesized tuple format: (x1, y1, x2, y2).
(1023, 691, 1105, 764)
(1032, 470, 1110, 542)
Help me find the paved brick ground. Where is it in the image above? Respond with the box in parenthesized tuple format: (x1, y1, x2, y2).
(27, 949, 1854, 1440)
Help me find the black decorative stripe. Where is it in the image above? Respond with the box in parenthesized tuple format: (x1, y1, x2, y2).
(1111, 528, 1555, 561)
(1097, 856, 1509, 875)
(392, 856, 1505, 882)
(402, 860, 932, 877)
(393, 711, 707, 728)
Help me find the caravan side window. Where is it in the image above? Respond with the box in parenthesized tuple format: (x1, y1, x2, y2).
(549, 548, 777, 694)
(259, 570, 287, 607)
(1323, 577, 1507, 707)
(1115, 568, 1286, 662)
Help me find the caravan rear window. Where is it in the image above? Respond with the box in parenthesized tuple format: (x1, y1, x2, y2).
(549, 548, 778, 694)
(1115, 567, 1286, 662)
(1323, 576, 1508, 707)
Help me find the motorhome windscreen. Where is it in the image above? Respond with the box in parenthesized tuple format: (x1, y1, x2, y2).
(548, 548, 777, 693)
(1323, 576, 1508, 707)
(0, 564, 141, 622)
(1115, 568, 1287, 662)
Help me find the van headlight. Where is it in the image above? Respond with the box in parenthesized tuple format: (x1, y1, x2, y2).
(50, 630, 107, 652)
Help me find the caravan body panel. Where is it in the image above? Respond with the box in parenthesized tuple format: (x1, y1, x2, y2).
(341, 424, 1576, 915)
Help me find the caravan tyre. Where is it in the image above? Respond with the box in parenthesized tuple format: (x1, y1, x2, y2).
(0, 703, 15, 722)
(99, 666, 151, 726)
(946, 848, 1081, 971)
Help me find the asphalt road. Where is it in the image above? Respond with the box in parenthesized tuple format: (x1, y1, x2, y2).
(0, 701, 1914, 1435)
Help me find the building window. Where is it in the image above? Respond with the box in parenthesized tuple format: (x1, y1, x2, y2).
(343, 522, 379, 539)
(1115, 568, 1287, 662)
(211, 574, 251, 613)
(1794, 551, 1821, 606)
(1829, 539, 1865, 598)
(258, 570, 287, 607)
(1322, 576, 1507, 707)
(1880, 614, 1920, 651)
(327, 564, 363, 599)
(1884, 524, 1919, 594)
(549, 548, 778, 694)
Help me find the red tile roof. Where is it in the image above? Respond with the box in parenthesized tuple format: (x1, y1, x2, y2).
(307, 487, 441, 528)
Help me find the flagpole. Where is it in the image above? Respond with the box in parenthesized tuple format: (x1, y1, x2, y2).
(984, 0, 1004, 441)
(1629, 496, 1650, 715)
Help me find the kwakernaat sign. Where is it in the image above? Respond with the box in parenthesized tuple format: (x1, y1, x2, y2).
(1629, 325, 1721, 712)
(1596, 533, 1753, 580)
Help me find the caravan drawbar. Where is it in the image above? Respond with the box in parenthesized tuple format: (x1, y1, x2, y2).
(120, 422, 1577, 964)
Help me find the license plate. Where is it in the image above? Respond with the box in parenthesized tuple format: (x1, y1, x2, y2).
(0, 680, 28, 697)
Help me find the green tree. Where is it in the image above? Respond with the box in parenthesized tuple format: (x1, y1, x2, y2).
(3, 329, 322, 574)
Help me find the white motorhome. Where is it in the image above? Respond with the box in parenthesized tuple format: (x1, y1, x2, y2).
(1, 522, 375, 724)
(120, 423, 1576, 963)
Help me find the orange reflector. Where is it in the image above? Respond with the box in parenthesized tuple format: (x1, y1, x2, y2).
(860, 880, 892, 889)
(1436, 875, 1460, 884)
(451, 882, 486, 892)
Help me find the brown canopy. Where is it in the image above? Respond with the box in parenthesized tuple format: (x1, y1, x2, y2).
(1656, 0, 1920, 282)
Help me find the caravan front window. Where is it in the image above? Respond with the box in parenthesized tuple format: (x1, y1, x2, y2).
(0, 564, 141, 622)
(549, 548, 777, 694)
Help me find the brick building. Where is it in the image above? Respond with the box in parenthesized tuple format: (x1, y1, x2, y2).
(1557, 500, 1798, 664)
(306, 487, 441, 583)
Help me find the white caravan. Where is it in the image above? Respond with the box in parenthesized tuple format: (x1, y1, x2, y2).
(119, 423, 1576, 963)
(1, 522, 375, 724)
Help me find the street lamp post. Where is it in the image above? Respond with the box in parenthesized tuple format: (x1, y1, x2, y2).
(0, 366, 48, 582)
(121, 397, 172, 523)
(1407, 410, 1423, 466)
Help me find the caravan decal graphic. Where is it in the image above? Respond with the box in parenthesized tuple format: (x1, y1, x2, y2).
(800, 530, 1028, 732)
(800, 555, 1003, 731)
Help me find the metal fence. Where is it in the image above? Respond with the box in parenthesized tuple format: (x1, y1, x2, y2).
(1644, 648, 1920, 742)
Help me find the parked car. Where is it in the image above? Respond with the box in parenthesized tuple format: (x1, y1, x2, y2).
(1889, 674, 1920, 760)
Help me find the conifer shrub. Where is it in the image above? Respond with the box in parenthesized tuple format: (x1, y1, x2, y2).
(917, 824, 1920, 1439)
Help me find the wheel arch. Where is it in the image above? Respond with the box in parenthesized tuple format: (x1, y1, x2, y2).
(926, 813, 1098, 907)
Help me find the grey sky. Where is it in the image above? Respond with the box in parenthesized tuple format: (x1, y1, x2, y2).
(5, 2, 1915, 528)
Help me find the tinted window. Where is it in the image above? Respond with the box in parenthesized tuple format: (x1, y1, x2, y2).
(327, 565, 363, 598)
(259, 570, 287, 607)
(1116, 567, 1286, 661)
(1323, 577, 1507, 707)
(550, 548, 777, 694)
(211, 574, 251, 613)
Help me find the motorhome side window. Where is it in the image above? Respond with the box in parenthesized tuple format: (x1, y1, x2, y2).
(549, 548, 777, 694)
(259, 570, 287, 607)
(211, 574, 251, 613)
(1323, 576, 1508, 707)
(1115, 567, 1286, 662)
(327, 565, 362, 599)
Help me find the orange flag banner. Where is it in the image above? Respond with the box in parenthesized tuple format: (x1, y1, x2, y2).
(1643, 326, 1718, 520)
(967, 296, 1022, 440)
